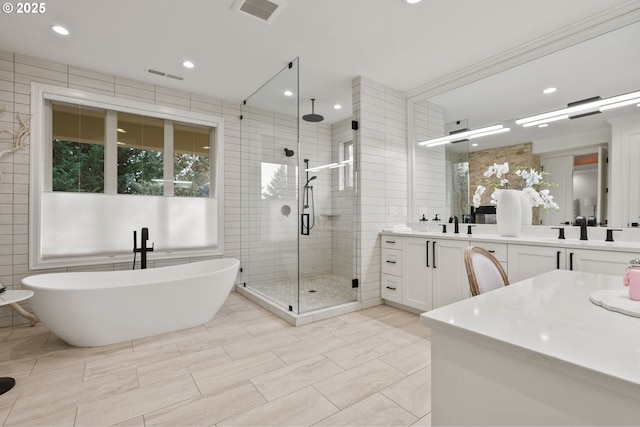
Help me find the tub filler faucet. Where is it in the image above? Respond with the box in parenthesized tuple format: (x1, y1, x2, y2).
(133, 227, 154, 269)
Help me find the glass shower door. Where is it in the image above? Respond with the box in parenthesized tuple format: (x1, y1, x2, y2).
(240, 59, 301, 312)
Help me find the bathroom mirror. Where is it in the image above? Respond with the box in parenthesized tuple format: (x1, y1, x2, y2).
(410, 20, 640, 227)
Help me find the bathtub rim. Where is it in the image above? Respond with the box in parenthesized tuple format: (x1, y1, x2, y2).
(21, 258, 240, 291)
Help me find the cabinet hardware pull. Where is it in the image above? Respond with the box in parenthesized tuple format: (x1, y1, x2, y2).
(386, 286, 396, 290)
(569, 252, 574, 271)
(488, 250, 495, 253)
(556, 251, 561, 269)
(426, 240, 430, 267)
(433, 241, 437, 268)
(385, 240, 396, 244)
(386, 260, 396, 264)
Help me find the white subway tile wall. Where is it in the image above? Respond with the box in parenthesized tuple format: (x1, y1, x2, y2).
(0, 50, 416, 326)
(0, 50, 239, 327)
(353, 77, 409, 308)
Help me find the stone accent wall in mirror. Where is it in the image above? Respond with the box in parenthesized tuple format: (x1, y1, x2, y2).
(469, 143, 541, 224)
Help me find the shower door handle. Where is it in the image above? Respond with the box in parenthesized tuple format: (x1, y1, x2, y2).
(301, 213, 310, 235)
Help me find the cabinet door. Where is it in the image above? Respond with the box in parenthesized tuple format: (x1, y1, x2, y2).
(402, 237, 433, 311)
(567, 249, 629, 276)
(507, 245, 565, 283)
(432, 239, 470, 308)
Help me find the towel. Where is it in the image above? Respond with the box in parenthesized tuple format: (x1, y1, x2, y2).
(382, 224, 413, 233)
(590, 290, 640, 318)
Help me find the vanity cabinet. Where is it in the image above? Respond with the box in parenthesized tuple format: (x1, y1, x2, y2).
(381, 232, 638, 312)
(567, 248, 630, 276)
(400, 237, 469, 311)
(381, 237, 402, 303)
(507, 245, 566, 283)
(508, 244, 631, 282)
(402, 237, 433, 311)
(431, 239, 471, 308)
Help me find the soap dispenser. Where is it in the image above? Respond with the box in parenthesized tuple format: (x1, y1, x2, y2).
(419, 214, 429, 232)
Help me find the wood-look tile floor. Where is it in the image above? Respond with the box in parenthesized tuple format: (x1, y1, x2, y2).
(0, 292, 432, 427)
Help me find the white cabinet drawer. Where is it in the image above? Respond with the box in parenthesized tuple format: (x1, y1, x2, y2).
(381, 274, 402, 303)
(382, 248, 402, 276)
(470, 241, 507, 263)
(382, 236, 402, 250)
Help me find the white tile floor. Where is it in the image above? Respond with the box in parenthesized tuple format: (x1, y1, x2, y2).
(0, 292, 432, 427)
(248, 274, 357, 313)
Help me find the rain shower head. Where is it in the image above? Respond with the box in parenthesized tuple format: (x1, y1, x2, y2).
(302, 99, 324, 122)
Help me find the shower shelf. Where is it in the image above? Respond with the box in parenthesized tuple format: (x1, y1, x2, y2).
(319, 213, 340, 219)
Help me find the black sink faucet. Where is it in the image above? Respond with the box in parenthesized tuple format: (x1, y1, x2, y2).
(449, 215, 459, 234)
(133, 227, 154, 269)
(579, 221, 588, 241)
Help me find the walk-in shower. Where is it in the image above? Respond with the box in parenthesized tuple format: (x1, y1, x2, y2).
(238, 58, 357, 316)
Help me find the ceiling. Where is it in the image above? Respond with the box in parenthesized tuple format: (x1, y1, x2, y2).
(0, 0, 638, 125)
(428, 18, 640, 153)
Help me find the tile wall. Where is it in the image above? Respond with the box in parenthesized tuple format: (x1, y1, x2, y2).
(0, 50, 243, 327)
(0, 50, 386, 326)
(352, 77, 409, 308)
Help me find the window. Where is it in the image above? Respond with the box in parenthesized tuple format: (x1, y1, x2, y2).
(339, 141, 354, 191)
(51, 103, 105, 193)
(31, 83, 225, 269)
(116, 113, 165, 195)
(174, 123, 211, 197)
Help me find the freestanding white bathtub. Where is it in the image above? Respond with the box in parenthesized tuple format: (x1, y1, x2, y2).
(21, 258, 240, 347)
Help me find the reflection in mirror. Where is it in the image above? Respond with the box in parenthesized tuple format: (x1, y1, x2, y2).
(411, 20, 640, 228)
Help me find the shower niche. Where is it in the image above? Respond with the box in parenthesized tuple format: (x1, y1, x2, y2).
(239, 58, 357, 316)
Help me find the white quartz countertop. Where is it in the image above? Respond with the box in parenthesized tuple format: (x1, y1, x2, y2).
(421, 269, 640, 394)
(380, 230, 640, 253)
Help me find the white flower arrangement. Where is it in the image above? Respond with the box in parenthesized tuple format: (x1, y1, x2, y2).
(473, 162, 560, 210)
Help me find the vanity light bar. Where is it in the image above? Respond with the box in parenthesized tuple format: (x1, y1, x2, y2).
(599, 97, 640, 112)
(468, 127, 511, 139)
(521, 114, 569, 128)
(516, 90, 640, 126)
(419, 124, 506, 147)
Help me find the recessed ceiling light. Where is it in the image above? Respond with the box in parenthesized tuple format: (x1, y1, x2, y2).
(52, 25, 69, 36)
(334, 104, 342, 110)
(542, 87, 557, 94)
(403, 0, 422, 3)
(471, 143, 478, 147)
(182, 60, 195, 69)
(538, 123, 549, 128)
(284, 90, 293, 96)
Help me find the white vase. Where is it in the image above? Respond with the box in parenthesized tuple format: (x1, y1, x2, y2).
(519, 190, 533, 225)
(496, 189, 522, 237)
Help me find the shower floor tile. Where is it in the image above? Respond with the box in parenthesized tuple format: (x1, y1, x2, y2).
(0, 292, 432, 427)
(247, 274, 356, 313)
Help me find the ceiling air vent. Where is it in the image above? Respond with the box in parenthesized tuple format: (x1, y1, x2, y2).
(146, 68, 184, 81)
(231, 0, 287, 24)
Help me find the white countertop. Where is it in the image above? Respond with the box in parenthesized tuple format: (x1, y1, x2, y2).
(420, 269, 640, 394)
(381, 230, 640, 253)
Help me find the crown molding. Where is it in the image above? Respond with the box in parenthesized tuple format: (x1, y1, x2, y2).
(406, 0, 640, 102)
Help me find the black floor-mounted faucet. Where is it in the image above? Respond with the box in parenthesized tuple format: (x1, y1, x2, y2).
(133, 227, 154, 269)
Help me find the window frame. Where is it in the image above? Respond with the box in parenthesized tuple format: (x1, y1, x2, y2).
(30, 83, 225, 269)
